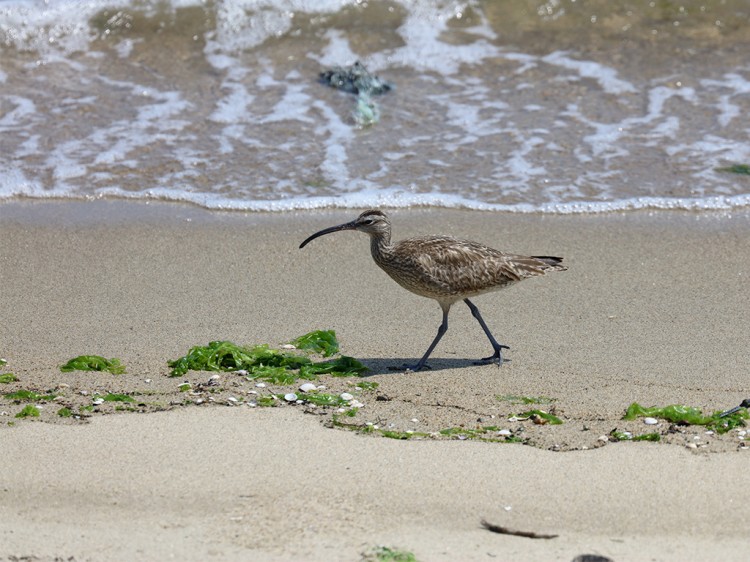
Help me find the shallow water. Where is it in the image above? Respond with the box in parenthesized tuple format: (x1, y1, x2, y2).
(1, 0, 749, 213)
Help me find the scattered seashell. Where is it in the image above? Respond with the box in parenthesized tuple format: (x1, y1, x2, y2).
(704, 430, 714, 435)
(195, 399, 204, 405)
(597, 435, 609, 443)
(411, 418, 419, 423)
(498, 429, 512, 436)
(144, 379, 152, 384)
(350, 400, 364, 408)
(317, 385, 326, 390)
(643, 417, 658, 425)
(209, 374, 220, 380)
(299, 383, 317, 393)
(92, 398, 104, 405)
(236, 369, 248, 376)
(80, 390, 89, 396)
(337, 408, 346, 413)
(280, 344, 296, 350)
(686, 443, 698, 449)
(57, 383, 70, 389)
(227, 396, 238, 403)
(247, 401, 256, 407)
(247, 390, 258, 395)
(284, 393, 298, 402)
(504, 505, 512, 511)
(255, 382, 266, 388)
(340, 392, 354, 401)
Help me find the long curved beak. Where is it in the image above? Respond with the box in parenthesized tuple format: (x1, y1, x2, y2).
(299, 220, 358, 249)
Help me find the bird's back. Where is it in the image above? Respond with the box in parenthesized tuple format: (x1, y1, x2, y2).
(372, 235, 566, 301)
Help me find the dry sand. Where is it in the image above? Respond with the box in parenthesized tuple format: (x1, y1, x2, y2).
(1, 201, 749, 561)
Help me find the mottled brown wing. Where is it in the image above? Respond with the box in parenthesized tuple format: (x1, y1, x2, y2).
(389, 236, 532, 297)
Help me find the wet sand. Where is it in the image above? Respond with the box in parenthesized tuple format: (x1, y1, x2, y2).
(2, 201, 750, 561)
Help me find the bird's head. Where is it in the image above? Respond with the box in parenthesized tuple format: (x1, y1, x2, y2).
(299, 209, 391, 248)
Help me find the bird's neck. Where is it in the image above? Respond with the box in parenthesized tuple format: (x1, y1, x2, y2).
(369, 232, 392, 261)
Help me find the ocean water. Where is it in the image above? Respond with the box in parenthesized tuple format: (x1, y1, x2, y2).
(1, 0, 749, 213)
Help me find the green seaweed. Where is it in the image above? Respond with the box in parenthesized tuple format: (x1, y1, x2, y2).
(246, 365, 302, 385)
(623, 402, 747, 434)
(363, 546, 419, 562)
(354, 381, 379, 391)
(0, 359, 6, 366)
(299, 356, 367, 378)
(439, 426, 508, 442)
(256, 395, 278, 407)
(4, 389, 56, 402)
(60, 355, 125, 375)
(15, 404, 40, 418)
(716, 164, 750, 175)
(168, 333, 367, 382)
(0, 373, 18, 384)
(290, 330, 339, 357)
(101, 393, 135, 403)
(57, 407, 72, 417)
(517, 409, 563, 425)
(610, 429, 661, 442)
(300, 392, 350, 407)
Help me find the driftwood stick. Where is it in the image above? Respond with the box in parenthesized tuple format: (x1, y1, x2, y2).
(480, 519, 558, 539)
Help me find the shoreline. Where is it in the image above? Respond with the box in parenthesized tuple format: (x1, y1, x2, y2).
(2, 200, 750, 560)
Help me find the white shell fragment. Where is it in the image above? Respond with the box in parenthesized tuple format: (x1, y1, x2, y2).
(255, 382, 266, 388)
(498, 429, 512, 436)
(643, 417, 658, 425)
(299, 383, 317, 393)
(284, 393, 298, 402)
(340, 392, 354, 401)
(92, 398, 104, 405)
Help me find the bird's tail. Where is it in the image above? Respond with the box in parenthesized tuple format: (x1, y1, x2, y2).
(532, 256, 567, 271)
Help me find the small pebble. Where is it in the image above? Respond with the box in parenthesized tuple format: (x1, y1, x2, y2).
(195, 399, 204, 404)
(256, 382, 266, 388)
(227, 396, 238, 403)
(80, 390, 89, 396)
(247, 390, 258, 395)
(597, 435, 609, 443)
(643, 417, 658, 425)
(299, 383, 317, 393)
(686, 443, 698, 449)
(704, 430, 714, 435)
(209, 374, 221, 381)
(284, 393, 298, 402)
(350, 400, 364, 408)
(144, 379, 152, 384)
(340, 392, 354, 401)
(280, 344, 296, 349)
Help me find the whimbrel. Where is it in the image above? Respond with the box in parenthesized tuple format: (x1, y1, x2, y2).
(299, 210, 567, 371)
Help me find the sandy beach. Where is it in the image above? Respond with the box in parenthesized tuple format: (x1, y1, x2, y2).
(2, 201, 750, 561)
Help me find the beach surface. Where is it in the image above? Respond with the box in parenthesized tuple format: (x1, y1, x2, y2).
(2, 201, 750, 561)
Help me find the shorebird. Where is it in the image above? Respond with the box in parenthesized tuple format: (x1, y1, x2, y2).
(299, 210, 567, 371)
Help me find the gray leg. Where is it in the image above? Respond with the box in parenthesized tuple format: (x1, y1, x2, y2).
(403, 308, 449, 371)
(464, 298, 509, 364)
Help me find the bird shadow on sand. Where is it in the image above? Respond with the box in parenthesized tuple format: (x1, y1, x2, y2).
(356, 357, 505, 376)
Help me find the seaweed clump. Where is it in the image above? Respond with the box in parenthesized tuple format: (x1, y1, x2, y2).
(60, 355, 126, 375)
(623, 402, 747, 434)
(168, 330, 367, 382)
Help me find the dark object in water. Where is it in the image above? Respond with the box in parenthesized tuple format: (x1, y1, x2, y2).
(319, 61, 392, 95)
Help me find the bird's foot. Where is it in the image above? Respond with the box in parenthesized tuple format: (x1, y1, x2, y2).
(475, 345, 510, 366)
(388, 363, 431, 372)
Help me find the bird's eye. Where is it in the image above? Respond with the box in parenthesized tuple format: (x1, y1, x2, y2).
(362, 219, 373, 225)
